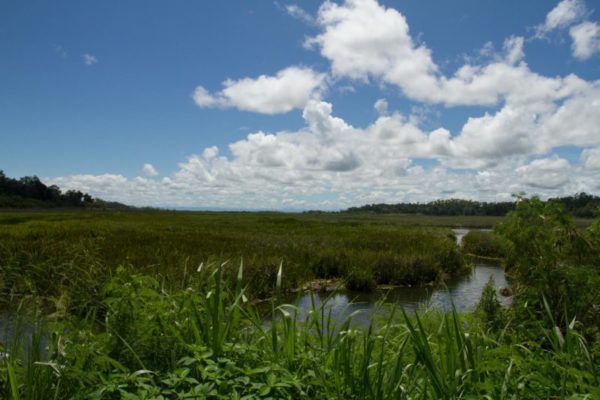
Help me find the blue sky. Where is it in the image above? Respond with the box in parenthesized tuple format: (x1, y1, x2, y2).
(1, 0, 600, 209)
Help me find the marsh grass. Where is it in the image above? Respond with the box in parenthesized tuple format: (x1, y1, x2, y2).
(1, 260, 598, 399)
(0, 211, 467, 312)
(460, 230, 509, 259)
(1, 207, 599, 398)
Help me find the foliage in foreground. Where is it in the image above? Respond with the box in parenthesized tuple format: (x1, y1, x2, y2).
(1, 264, 598, 400)
(496, 197, 600, 339)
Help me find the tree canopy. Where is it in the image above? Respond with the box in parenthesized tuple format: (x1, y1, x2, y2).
(0, 170, 129, 209)
(345, 194, 600, 218)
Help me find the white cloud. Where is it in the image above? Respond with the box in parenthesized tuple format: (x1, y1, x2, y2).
(516, 156, 572, 189)
(282, 4, 316, 25)
(532, 0, 600, 60)
(535, 0, 587, 37)
(374, 98, 388, 115)
(82, 53, 98, 65)
(570, 21, 600, 60)
(193, 67, 326, 114)
(581, 147, 600, 169)
(45, 96, 600, 208)
(142, 163, 159, 177)
(306, 0, 440, 102)
(192, 86, 220, 107)
(305, 0, 581, 108)
(46, 0, 600, 209)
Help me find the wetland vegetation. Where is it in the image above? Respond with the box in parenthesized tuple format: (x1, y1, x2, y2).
(0, 198, 599, 399)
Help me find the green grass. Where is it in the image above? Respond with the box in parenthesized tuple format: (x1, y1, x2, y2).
(1, 206, 598, 398)
(0, 210, 468, 312)
(461, 230, 510, 259)
(1, 263, 598, 399)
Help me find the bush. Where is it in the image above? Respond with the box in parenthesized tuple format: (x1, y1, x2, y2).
(496, 197, 600, 338)
(477, 277, 503, 329)
(345, 266, 376, 291)
(461, 230, 508, 258)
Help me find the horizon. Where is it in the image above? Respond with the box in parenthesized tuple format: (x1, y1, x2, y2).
(2, 0, 600, 210)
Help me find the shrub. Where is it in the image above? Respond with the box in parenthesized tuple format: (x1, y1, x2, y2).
(345, 266, 376, 291)
(461, 230, 508, 258)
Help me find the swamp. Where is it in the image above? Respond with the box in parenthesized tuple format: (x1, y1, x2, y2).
(1, 198, 599, 399)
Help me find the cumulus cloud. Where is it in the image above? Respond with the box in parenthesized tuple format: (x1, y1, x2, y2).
(516, 156, 572, 189)
(47, 0, 600, 209)
(193, 67, 326, 114)
(298, 0, 600, 168)
(142, 163, 159, 177)
(82, 53, 98, 65)
(570, 21, 600, 60)
(304, 0, 580, 108)
(581, 147, 600, 169)
(374, 98, 388, 115)
(45, 97, 600, 208)
(535, 0, 587, 37)
(532, 0, 600, 60)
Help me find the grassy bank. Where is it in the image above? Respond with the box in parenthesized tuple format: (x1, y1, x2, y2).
(1, 263, 598, 399)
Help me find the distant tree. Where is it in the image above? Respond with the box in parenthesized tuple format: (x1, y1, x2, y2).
(0, 170, 120, 209)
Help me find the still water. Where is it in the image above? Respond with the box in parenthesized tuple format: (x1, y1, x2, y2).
(280, 229, 510, 325)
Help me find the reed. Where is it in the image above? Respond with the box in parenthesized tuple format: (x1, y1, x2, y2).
(1, 261, 598, 399)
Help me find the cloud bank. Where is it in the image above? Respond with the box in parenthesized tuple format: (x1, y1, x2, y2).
(47, 0, 600, 209)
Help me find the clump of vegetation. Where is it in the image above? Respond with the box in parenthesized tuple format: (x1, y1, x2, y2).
(345, 265, 376, 291)
(461, 230, 509, 259)
(476, 276, 504, 329)
(496, 197, 600, 339)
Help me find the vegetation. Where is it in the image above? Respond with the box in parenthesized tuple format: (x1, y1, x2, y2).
(345, 192, 600, 218)
(346, 198, 515, 216)
(460, 230, 509, 259)
(0, 171, 130, 209)
(0, 211, 466, 310)
(496, 197, 600, 339)
(0, 198, 599, 398)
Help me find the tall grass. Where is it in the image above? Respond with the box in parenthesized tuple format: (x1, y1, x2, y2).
(0, 210, 466, 312)
(1, 262, 598, 399)
(460, 230, 509, 259)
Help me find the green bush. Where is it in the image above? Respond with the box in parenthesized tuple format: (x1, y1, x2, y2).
(461, 230, 508, 258)
(345, 266, 376, 291)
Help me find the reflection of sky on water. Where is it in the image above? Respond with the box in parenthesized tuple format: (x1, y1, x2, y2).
(288, 262, 510, 327)
(286, 229, 508, 326)
(453, 228, 491, 245)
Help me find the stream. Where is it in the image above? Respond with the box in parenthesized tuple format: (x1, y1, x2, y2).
(1, 228, 511, 345)
(278, 228, 510, 325)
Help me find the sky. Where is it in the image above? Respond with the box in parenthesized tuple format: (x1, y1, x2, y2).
(1, 0, 600, 210)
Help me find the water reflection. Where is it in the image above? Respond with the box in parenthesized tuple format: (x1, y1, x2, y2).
(287, 262, 509, 326)
(283, 229, 509, 325)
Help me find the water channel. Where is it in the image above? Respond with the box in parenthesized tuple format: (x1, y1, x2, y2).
(279, 228, 510, 325)
(1, 228, 511, 345)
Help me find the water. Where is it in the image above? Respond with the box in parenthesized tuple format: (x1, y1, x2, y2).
(281, 229, 510, 325)
(1, 229, 510, 336)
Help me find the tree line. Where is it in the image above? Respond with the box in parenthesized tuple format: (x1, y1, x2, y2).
(345, 193, 600, 218)
(0, 170, 130, 209)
